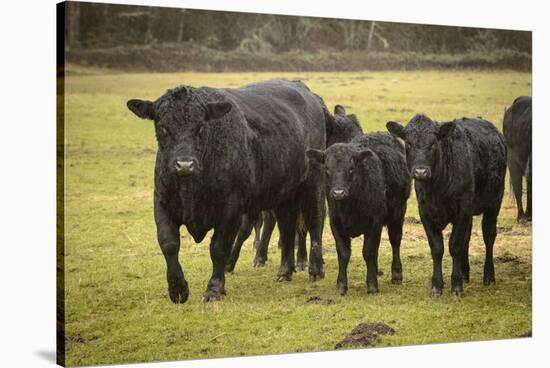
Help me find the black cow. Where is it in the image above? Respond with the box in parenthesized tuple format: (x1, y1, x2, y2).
(386, 115, 506, 297)
(503, 96, 532, 222)
(126, 79, 328, 303)
(226, 105, 364, 272)
(307, 132, 410, 295)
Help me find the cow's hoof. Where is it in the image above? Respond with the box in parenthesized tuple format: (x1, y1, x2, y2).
(451, 288, 464, 298)
(367, 284, 379, 294)
(483, 277, 495, 286)
(391, 272, 403, 284)
(202, 289, 224, 302)
(168, 277, 189, 304)
(296, 260, 308, 272)
(277, 274, 292, 282)
(253, 257, 267, 268)
(337, 283, 348, 296)
(309, 270, 325, 282)
(391, 278, 403, 285)
(430, 287, 443, 298)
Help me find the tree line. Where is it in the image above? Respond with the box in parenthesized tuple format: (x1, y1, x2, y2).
(65, 2, 531, 55)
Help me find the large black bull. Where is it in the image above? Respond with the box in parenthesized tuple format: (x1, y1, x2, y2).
(127, 79, 328, 303)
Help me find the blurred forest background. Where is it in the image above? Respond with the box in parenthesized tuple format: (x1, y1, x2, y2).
(63, 1, 532, 72)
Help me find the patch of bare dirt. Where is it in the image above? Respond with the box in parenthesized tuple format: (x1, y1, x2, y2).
(306, 296, 335, 305)
(497, 226, 513, 233)
(495, 253, 520, 264)
(335, 323, 394, 349)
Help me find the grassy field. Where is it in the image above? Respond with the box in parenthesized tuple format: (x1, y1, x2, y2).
(62, 69, 532, 366)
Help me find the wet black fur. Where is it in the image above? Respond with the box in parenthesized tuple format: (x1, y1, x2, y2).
(127, 79, 328, 303)
(386, 114, 507, 297)
(308, 132, 410, 295)
(503, 96, 532, 222)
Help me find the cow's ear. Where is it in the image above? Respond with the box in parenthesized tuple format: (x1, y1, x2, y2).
(306, 149, 326, 164)
(386, 121, 406, 139)
(127, 99, 154, 120)
(334, 105, 346, 116)
(354, 149, 374, 162)
(205, 102, 232, 121)
(437, 121, 456, 140)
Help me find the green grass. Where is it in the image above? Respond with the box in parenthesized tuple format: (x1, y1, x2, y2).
(62, 69, 532, 366)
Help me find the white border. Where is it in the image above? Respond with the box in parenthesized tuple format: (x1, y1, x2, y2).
(0, 1, 547, 367)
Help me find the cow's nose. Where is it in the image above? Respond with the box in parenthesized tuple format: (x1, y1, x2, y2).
(331, 188, 348, 200)
(413, 167, 430, 180)
(175, 160, 195, 175)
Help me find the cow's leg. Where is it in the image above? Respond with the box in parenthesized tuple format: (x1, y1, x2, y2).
(203, 216, 240, 302)
(253, 210, 276, 267)
(295, 226, 308, 271)
(252, 214, 263, 250)
(525, 155, 532, 220)
(226, 214, 256, 273)
(275, 205, 299, 281)
(462, 218, 473, 283)
(302, 174, 326, 282)
(449, 215, 471, 297)
(387, 218, 404, 285)
(509, 158, 525, 222)
(482, 209, 498, 286)
(424, 221, 444, 297)
(154, 198, 188, 304)
(331, 215, 351, 295)
(363, 224, 383, 294)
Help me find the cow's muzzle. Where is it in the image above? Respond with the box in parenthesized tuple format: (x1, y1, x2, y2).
(330, 188, 349, 201)
(412, 166, 431, 180)
(175, 159, 197, 176)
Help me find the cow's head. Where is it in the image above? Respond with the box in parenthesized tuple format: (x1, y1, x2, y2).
(327, 105, 364, 147)
(386, 114, 455, 181)
(127, 86, 232, 177)
(307, 144, 373, 201)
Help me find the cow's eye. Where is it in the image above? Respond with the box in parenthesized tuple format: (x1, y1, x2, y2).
(197, 125, 205, 136)
(326, 169, 331, 176)
(159, 126, 169, 136)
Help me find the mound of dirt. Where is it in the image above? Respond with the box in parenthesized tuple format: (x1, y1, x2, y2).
(335, 322, 395, 349)
(495, 253, 520, 263)
(497, 226, 513, 233)
(305, 296, 335, 305)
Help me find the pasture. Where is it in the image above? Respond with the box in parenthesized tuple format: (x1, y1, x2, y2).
(62, 69, 531, 366)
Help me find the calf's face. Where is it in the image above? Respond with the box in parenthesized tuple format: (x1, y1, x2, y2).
(126, 87, 232, 177)
(386, 115, 455, 181)
(307, 145, 373, 201)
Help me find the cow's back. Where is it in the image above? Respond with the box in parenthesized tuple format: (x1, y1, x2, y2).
(503, 96, 532, 163)
(218, 79, 327, 210)
(457, 118, 507, 214)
